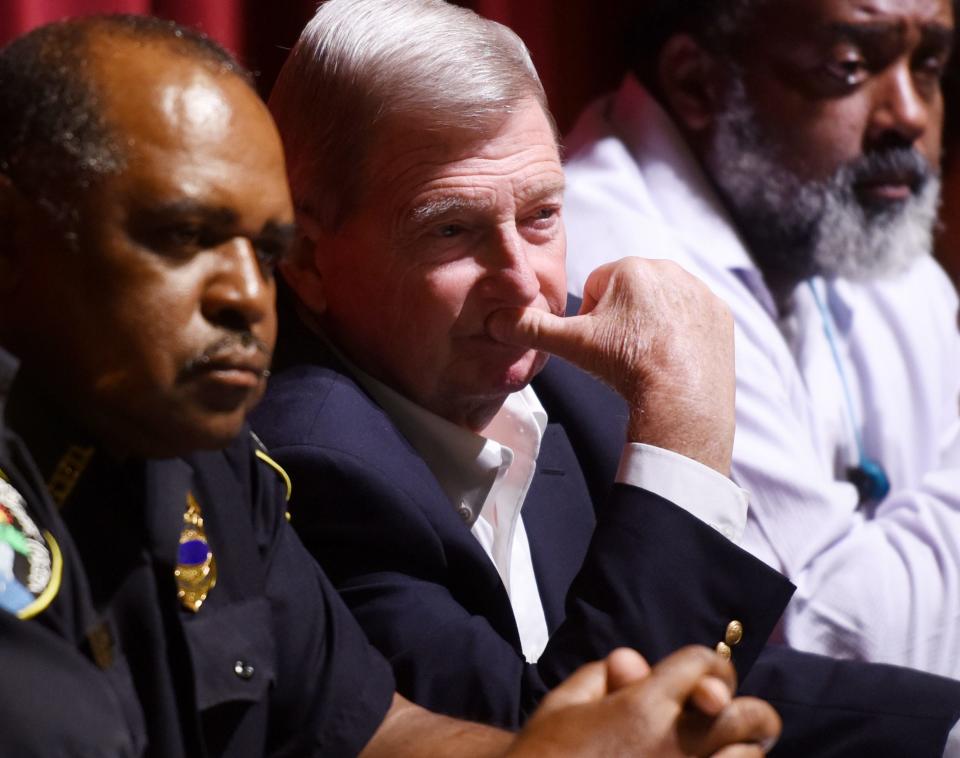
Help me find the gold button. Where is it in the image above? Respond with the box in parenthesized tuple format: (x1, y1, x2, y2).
(715, 641, 732, 661)
(725, 620, 744, 647)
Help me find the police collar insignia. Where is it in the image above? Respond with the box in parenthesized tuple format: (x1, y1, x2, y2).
(0, 474, 62, 619)
(47, 445, 94, 509)
(175, 492, 216, 612)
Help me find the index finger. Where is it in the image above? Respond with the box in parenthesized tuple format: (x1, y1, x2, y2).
(579, 260, 620, 315)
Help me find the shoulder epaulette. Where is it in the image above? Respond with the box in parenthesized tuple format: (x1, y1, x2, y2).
(249, 431, 292, 503)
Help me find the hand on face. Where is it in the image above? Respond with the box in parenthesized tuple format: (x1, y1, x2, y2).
(486, 257, 735, 474)
(507, 645, 780, 757)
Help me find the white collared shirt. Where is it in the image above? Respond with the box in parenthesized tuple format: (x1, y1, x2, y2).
(472, 389, 551, 661)
(352, 360, 748, 663)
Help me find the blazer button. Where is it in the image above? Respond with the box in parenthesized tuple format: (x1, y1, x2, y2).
(234, 660, 255, 680)
(726, 620, 744, 647)
(715, 642, 732, 661)
(457, 504, 473, 523)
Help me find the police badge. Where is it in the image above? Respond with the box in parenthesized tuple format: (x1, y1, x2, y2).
(174, 493, 216, 612)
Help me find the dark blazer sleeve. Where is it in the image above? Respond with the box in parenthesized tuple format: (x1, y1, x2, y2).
(541, 484, 793, 681)
(743, 645, 960, 757)
(530, 354, 794, 679)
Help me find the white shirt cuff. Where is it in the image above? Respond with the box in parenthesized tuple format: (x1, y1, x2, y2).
(945, 719, 960, 758)
(616, 443, 748, 543)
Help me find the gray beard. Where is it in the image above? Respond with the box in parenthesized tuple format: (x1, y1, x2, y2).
(705, 78, 940, 283)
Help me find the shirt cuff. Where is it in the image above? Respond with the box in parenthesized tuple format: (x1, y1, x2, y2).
(616, 443, 748, 542)
(946, 718, 960, 758)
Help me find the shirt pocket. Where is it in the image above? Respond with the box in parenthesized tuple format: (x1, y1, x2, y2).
(181, 596, 277, 711)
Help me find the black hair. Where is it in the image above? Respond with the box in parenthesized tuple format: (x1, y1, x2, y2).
(630, 0, 766, 88)
(0, 14, 252, 220)
(631, 0, 960, 90)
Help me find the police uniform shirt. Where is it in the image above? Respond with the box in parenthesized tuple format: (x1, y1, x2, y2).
(0, 377, 395, 757)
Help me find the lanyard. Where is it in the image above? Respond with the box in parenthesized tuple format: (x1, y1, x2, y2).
(807, 279, 890, 504)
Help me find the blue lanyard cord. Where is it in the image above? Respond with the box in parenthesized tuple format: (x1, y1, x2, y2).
(806, 279, 868, 464)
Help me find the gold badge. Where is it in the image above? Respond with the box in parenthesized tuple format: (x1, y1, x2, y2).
(174, 493, 216, 612)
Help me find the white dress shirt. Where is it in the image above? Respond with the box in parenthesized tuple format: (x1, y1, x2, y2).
(350, 359, 748, 662)
(563, 74, 960, 677)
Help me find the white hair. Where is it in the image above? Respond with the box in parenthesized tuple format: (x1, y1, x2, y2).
(269, 0, 552, 232)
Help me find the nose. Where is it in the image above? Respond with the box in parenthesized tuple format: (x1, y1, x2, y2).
(481, 225, 542, 305)
(867, 64, 931, 148)
(202, 237, 273, 331)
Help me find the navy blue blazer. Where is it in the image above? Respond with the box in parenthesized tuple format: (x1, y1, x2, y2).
(252, 295, 960, 755)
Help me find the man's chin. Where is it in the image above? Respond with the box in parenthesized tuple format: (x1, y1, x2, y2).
(185, 380, 265, 442)
(128, 406, 250, 459)
(489, 350, 549, 394)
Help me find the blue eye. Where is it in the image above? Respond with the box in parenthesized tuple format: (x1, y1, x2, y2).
(524, 206, 561, 231)
(437, 224, 464, 238)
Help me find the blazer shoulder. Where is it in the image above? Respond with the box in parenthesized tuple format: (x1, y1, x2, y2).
(253, 362, 387, 450)
(254, 360, 452, 509)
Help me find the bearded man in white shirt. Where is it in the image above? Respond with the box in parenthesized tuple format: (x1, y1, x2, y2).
(563, 0, 960, 677)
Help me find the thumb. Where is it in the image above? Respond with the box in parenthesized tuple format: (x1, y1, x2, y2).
(486, 307, 589, 361)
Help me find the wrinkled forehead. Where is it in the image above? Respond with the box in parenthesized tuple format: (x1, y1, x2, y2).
(745, 0, 954, 44)
(363, 100, 560, 194)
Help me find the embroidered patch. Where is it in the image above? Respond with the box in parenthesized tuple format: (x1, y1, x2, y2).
(0, 476, 62, 618)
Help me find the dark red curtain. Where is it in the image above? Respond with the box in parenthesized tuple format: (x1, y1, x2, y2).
(0, 0, 634, 133)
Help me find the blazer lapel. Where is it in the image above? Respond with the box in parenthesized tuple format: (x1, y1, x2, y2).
(522, 424, 596, 633)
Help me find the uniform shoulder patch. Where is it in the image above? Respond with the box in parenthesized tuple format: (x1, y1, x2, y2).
(0, 473, 62, 619)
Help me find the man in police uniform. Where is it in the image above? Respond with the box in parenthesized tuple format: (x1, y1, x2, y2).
(0, 14, 782, 757)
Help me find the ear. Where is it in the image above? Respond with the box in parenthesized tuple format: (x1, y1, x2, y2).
(278, 211, 328, 316)
(657, 34, 725, 134)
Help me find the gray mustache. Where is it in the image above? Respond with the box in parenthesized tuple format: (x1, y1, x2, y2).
(846, 148, 935, 193)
